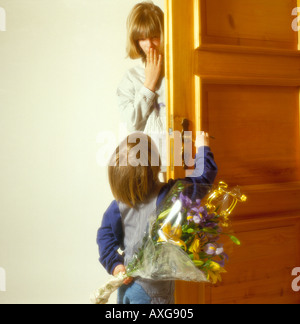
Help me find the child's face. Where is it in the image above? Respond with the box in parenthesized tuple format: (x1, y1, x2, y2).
(138, 36, 161, 55)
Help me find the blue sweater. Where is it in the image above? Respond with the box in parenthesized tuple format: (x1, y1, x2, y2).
(97, 146, 218, 275)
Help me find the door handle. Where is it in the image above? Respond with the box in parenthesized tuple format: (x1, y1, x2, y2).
(181, 118, 193, 170)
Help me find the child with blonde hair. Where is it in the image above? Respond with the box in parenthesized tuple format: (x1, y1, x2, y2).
(97, 132, 218, 304)
(117, 1, 167, 173)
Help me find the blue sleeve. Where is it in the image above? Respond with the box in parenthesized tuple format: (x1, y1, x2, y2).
(96, 201, 124, 275)
(189, 146, 218, 182)
(157, 146, 218, 206)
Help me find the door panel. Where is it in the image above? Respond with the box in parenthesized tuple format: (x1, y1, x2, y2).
(202, 0, 297, 49)
(205, 215, 300, 304)
(165, 0, 300, 304)
(203, 84, 300, 186)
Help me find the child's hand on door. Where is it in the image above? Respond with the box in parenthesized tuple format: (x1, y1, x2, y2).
(195, 132, 210, 148)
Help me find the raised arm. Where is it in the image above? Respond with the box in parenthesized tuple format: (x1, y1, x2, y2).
(157, 132, 218, 206)
(190, 132, 218, 184)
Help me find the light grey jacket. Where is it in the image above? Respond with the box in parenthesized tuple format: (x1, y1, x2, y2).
(118, 186, 175, 304)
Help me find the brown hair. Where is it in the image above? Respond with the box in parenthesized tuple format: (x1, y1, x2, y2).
(108, 133, 161, 208)
(126, 1, 164, 62)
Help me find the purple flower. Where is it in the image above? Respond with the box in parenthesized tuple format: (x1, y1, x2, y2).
(193, 215, 201, 224)
(204, 243, 224, 256)
(179, 193, 193, 209)
(179, 193, 218, 228)
(212, 253, 229, 267)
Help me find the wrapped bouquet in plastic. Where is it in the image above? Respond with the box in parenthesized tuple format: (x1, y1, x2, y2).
(91, 180, 247, 304)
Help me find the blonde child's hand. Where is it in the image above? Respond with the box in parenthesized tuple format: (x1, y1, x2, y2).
(195, 132, 210, 148)
(113, 264, 133, 285)
(144, 48, 163, 92)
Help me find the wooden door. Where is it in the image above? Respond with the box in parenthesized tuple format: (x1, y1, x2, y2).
(165, 0, 300, 304)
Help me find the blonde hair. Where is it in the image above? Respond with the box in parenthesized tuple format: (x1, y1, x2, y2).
(126, 1, 164, 62)
(108, 133, 161, 208)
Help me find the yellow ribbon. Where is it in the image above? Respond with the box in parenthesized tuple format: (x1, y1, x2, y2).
(206, 181, 247, 227)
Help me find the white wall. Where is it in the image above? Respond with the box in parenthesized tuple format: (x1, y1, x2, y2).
(0, 0, 164, 304)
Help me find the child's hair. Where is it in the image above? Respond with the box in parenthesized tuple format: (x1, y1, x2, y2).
(126, 1, 164, 62)
(108, 133, 161, 208)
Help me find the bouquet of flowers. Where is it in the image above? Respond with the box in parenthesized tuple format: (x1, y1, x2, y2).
(91, 180, 246, 304)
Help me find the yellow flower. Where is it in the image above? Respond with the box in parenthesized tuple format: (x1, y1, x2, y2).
(189, 236, 202, 260)
(206, 261, 227, 284)
(158, 223, 187, 250)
